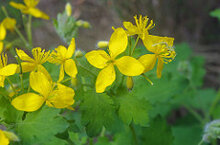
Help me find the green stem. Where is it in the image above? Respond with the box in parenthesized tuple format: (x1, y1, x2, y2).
(130, 124, 138, 145)
(130, 36, 140, 56)
(100, 127, 106, 137)
(89, 138, 93, 145)
(208, 90, 220, 119)
(1, 6, 29, 47)
(15, 54, 24, 92)
(142, 74, 153, 85)
(184, 105, 203, 123)
(61, 77, 72, 83)
(6, 77, 17, 95)
(198, 139, 203, 145)
(128, 36, 132, 55)
(77, 63, 96, 77)
(27, 15, 33, 47)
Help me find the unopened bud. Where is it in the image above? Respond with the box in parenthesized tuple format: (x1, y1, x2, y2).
(71, 77, 77, 87)
(65, 3, 72, 16)
(126, 76, 134, 90)
(75, 50, 84, 58)
(76, 20, 84, 27)
(97, 41, 109, 48)
(82, 21, 91, 28)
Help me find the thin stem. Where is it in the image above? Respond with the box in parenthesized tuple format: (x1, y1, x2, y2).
(184, 105, 203, 123)
(27, 15, 33, 47)
(130, 124, 138, 145)
(142, 74, 153, 85)
(1, 6, 29, 47)
(6, 77, 17, 95)
(100, 127, 106, 137)
(131, 36, 140, 56)
(15, 54, 24, 92)
(61, 77, 72, 83)
(128, 36, 132, 55)
(198, 139, 203, 145)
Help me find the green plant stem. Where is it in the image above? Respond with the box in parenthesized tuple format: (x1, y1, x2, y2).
(1, 6, 29, 47)
(27, 15, 33, 47)
(130, 36, 140, 56)
(142, 74, 153, 85)
(130, 124, 138, 145)
(6, 77, 17, 95)
(184, 105, 203, 123)
(61, 77, 72, 83)
(198, 139, 204, 145)
(100, 127, 106, 137)
(15, 54, 24, 92)
(77, 63, 96, 77)
(128, 36, 132, 55)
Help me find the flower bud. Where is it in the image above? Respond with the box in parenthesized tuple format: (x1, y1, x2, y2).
(75, 50, 84, 58)
(97, 41, 109, 48)
(71, 77, 77, 87)
(82, 21, 91, 28)
(65, 3, 72, 16)
(126, 76, 134, 91)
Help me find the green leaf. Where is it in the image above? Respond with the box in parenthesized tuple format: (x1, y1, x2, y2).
(80, 91, 116, 137)
(68, 131, 87, 145)
(139, 116, 174, 145)
(16, 106, 69, 145)
(116, 88, 151, 126)
(210, 8, 220, 20)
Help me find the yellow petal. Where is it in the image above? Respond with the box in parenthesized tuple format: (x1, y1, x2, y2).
(46, 83, 75, 108)
(9, 2, 26, 10)
(20, 62, 36, 73)
(30, 71, 52, 97)
(123, 21, 138, 36)
(115, 56, 144, 76)
(0, 23, 6, 41)
(157, 58, 164, 78)
(64, 59, 77, 78)
(16, 49, 34, 62)
(143, 35, 174, 52)
(66, 38, 75, 58)
(37, 65, 52, 82)
(96, 64, 115, 93)
(11, 93, 44, 112)
(85, 50, 110, 69)
(2, 17, 16, 31)
(138, 54, 157, 73)
(0, 41, 3, 54)
(109, 28, 128, 58)
(0, 64, 18, 76)
(0, 76, 5, 87)
(28, 8, 50, 20)
(24, 0, 39, 7)
(58, 64, 64, 82)
(0, 130, 9, 145)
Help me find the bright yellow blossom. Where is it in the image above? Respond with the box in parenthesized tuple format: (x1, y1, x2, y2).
(0, 129, 9, 145)
(123, 15, 155, 40)
(16, 47, 51, 78)
(2, 17, 16, 32)
(10, 0, 49, 20)
(139, 35, 176, 78)
(12, 71, 75, 112)
(0, 23, 6, 54)
(0, 53, 18, 87)
(85, 28, 144, 93)
(49, 38, 78, 82)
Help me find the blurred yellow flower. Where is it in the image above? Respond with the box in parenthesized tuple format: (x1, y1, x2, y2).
(49, 38, 78, 82)
(0, 23, 6, 54)
(0, 129, 9, 145)
(16, 47, 51, 78)
(12, 71, 75, 112)
(139, 35, 176, 78)
(85, 28, 144, 93)
(0, 53, 18, 87)
(2, 17, 16, 32)
(123, 15, 155, 40)
(10, 0, 49, 20)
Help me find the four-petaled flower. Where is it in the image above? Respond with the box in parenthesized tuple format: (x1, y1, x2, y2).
(0, 53, 18, 87)
(49, 38, 78, 82)
(139, 35, 176, 78)
(12, 71, 75, 112)
(10, 0, 49, 20)
(85, 28, 144, 93)
(123, 15, 155, 40)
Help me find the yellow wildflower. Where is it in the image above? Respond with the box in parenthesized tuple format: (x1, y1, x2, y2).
(49, 38, 78, 82)
(12, 71, 75, 112)
(0, 23, 6, 54)
(139, 35, 176, 78)
(85, 28, 144, 93)
(2, 17, 16, 32)
(0, 53, 18, 87)
(0, 129, 9, 145)
(16, 47, 51, 78)
(10, 0, 49, 20)
(123, 15, 155, 40)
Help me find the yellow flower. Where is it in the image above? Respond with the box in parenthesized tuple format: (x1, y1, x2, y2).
(0, 129, 9, 145)
(2, 17, 16, 32)
(11, 71, 75, 112)
(10, 0, 49, 20)
(139, 35, 176, 78)
(0, 23, 6, 54)
(16, 47, 51, 78)
(123, 15, 155, 40)
(0, 53, 18, 87)
(85, 28, 144, 93)
(49, 38, 78, 82)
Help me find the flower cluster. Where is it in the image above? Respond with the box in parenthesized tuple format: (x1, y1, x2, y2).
(86, 15, 176, 93)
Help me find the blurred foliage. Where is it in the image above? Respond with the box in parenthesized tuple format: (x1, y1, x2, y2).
(210, 8, 220, 21)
